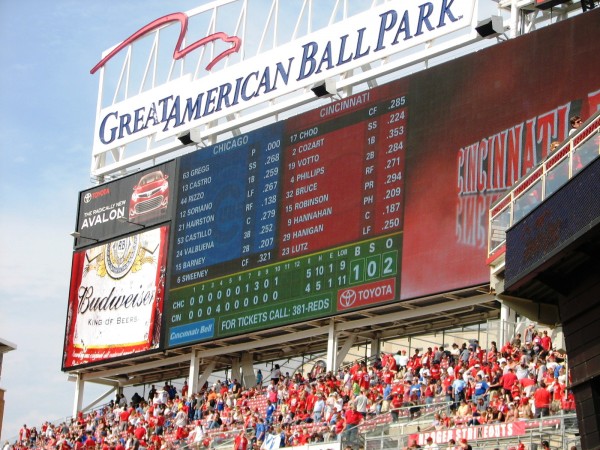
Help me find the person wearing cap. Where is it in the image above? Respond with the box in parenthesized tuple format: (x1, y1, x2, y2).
(424, 436, 439, 449)
(458, 437, 472, 449)
(189, 421, 205, 450)
(517, 396, 533, 419)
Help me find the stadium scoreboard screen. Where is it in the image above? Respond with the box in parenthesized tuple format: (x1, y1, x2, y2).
(166, 83, 408, 347)
(70, 8, 600, 364)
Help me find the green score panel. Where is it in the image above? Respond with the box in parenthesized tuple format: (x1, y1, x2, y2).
(166, 233, 401, 348)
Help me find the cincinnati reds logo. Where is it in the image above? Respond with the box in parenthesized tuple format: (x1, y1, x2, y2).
(338, 289, 357, 308)
(91, 12, 241, 75)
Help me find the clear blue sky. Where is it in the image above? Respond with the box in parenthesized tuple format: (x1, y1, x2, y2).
(0, 0, 498, 440)
(0, 0, 212, 439)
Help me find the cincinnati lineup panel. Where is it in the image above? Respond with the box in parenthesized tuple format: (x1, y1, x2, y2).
(166, 87, 408, 348)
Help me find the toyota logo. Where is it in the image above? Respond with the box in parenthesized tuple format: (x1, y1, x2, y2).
(84, 192, 92, 203)
(339, 289, 357, 308)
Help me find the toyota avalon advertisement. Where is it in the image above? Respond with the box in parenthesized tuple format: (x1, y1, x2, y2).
(73, 162, 176, 247)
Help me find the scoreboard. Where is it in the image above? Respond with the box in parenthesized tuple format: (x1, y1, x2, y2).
(69, 9, 600, 366)
(166, 83, 409, 348)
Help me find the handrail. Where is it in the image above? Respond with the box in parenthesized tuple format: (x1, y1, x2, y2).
(488, 110, 600, 262)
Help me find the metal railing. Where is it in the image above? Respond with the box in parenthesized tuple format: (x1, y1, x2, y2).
(487, 110, 600, 261)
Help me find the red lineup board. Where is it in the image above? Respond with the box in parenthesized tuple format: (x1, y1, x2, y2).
(279, 83, 407, 258)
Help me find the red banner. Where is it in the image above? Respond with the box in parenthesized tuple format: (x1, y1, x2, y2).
(410, 422, 526, 446)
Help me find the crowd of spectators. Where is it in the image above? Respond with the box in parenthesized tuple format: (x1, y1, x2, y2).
(5, 324, 575, 450)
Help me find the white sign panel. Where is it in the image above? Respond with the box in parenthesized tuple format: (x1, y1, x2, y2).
(93, 0, 476, 153)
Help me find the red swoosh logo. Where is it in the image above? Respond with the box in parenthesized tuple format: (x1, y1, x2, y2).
(91, 12, 241, 75)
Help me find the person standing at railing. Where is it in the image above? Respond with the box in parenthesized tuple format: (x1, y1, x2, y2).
(569, 115, 583, 136)
(343, 403, 363, 446)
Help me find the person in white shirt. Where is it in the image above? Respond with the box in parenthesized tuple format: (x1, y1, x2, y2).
(190, 422, 205, 448)
(424, 437, 439, 449)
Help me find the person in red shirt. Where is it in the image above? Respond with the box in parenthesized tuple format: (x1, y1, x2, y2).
(133, 422, 146, 441)
(500, 341, 513, 358)
(550, 379, 565, 414)
(57, 435, 73, 450)
(534, 381, 551, 418)
(18, 425, 30, 445)
(344, 404, 363, 445)
(297, 428, 310, 445)
(440, 354, 450, 373)
(389, 393, 403, 423)
(236, 430, 251, 450)
(500, 368, 518, 400)
(181, 380, 189, 398)
(359, 369, 371, 391)
(540, 331, 552, 353)
(305, 391, 317, 416)
(84, 432, 97, 450)
(74, 437, 85, 450)
(149, 433, 162, 450)
(381, 367, 394, 386)
(383, 353, 398, 373)
(412, 349, 423, 374)
(119, 409, 130, 433)
(430, 363, 441, 382)
(421, 348, 433, 369)
(510, 380, 522, 402)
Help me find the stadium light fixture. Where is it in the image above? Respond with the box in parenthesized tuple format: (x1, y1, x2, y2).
(117, 217, 146, 229)
(475, 16, 504, 39)
(177, 128, 202, 146)
(177, 132, 193, 145)
(70, 231, 99, 242)
(311, 79, 337, 98)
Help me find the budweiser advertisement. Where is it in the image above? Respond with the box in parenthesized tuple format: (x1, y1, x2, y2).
(63, 226, 169, 369)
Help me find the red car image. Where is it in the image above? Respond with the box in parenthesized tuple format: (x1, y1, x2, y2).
(129, 170, 169, 220)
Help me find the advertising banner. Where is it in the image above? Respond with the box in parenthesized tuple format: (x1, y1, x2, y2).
(409, 421, 526, 446)
(63, 226, 169, 368)
(74, 162, 176, 247)
(93, 1, 476, 151)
